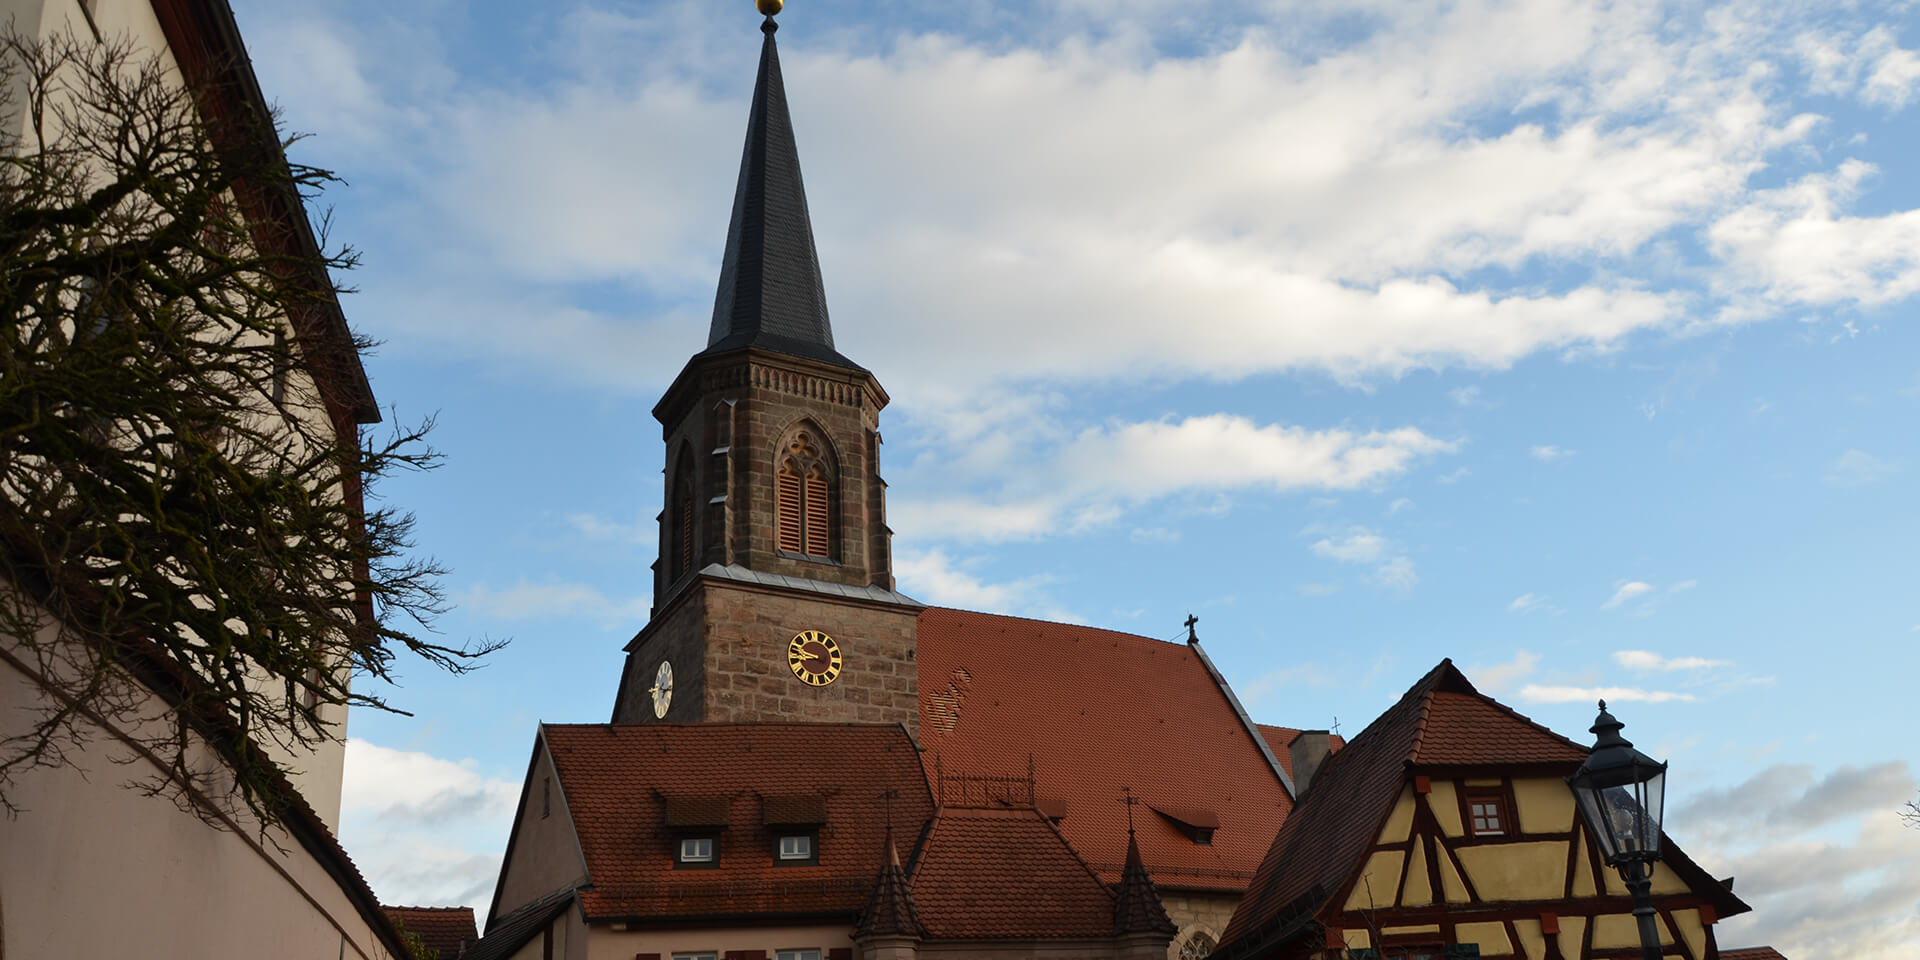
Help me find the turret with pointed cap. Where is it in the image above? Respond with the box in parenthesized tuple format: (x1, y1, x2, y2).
(856, 832, 928, 942)
(1112, 829, 1178, 937)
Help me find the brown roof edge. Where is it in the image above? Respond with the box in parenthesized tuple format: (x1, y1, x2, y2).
(465, 887, 578, 960)
(1188, 637, 1298, 798)
(150, 0, 379, 426)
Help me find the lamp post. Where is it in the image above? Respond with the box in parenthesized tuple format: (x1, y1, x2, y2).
(1567, 700, 1669, 960)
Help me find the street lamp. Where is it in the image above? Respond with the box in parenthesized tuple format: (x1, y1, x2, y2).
(1567, 700, 1669, 960)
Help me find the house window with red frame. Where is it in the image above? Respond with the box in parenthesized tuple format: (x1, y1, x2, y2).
(1465, 790, 1509, 837)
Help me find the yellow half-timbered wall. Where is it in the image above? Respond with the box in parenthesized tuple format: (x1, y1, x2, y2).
(1323, 774, 1723, 960)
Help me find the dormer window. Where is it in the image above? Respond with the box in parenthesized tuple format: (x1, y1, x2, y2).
(678, 836, 716, 865)
(763, 794, 825, 865)
(1149, 803, 1220, 846)
(777, 834, 814, 861)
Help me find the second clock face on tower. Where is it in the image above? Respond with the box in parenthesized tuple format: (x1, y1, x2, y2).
(787, 630, 843, 686)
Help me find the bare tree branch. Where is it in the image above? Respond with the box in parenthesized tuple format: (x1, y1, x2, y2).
(0, 30, 502, 830)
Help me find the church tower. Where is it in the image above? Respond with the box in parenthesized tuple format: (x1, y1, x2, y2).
(612, 8, 921, 735)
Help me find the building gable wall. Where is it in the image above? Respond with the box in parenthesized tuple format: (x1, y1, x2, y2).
(494, 741, 591, 920)
(1326, 774, 1718, 960)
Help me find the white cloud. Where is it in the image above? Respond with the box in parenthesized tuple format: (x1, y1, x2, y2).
(1471, 650, 1541, 693)
(1372, 556, 1419, 593)
(1685, 762, 1920, 960)
(1668, 579, 1698, 593)
(243, 0, 1920, 414)
(1796, 25, 1920, 109)
(1312, 530, 1388, 563)
(340, 739, 523, 912)
(894, 548, 1076, 622)
(1240, 662, 1340, 705)
(1435, 467, 1472, 484)
(342, 739, 520, 825)
(1602, 580, 1656, 610)
(1613, 649, 1730, 671)
(1710, 161, 1920, 310)
(1296, 583, 1339, 597)
(460, 579, 650, 623)
(1507, 593, 1561, 615)
(1530, 445, 1576, 461)
(894, 415, 1455, 542)
(1309, 526, 1418, 593)
(1449, 386, 1482, 406)
(567, 512, 652, 544)
(1386, 497, 1414, 516)
(1517, 684, 1697, 704)
(1825, 449, 1900, 488)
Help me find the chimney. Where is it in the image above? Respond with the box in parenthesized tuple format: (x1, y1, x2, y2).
(1289, 730, 1331, 794)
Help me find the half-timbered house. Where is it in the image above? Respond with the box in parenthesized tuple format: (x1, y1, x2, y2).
(1212, 661, 1750, 960)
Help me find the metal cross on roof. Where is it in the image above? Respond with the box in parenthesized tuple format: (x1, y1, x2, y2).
(1184, 613, 1199, 643)
(1119, 786, 1142, 835)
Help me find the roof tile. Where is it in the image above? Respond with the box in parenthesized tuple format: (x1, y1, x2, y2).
(382, 906, 477, 960)
(540, 723, 932, 921)
(917, 608, 1293, 891)
(909, 807, 1114, 939)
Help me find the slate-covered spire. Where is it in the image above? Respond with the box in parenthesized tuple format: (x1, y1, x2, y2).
(855, 834, 927, 940)
(706, 12, 858, 369)
(1112, 829, 1177, 936)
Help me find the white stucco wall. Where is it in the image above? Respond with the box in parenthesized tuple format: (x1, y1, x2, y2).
(0, 0, 353, 832)
(0, 635, 394, 960)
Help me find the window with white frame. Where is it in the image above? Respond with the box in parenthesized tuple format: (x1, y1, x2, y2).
(775, 951, 821, 960)
(777, 834, 813, 860)
(678, 836, 715, 864)
(672, 954, 717, 960)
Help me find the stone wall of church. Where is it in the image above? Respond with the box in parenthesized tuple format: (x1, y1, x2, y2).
(613, 592, 709, 724)
(1161, 892, 1240, 959)
(654, 350, 894, 604)
(700, 581, 919, 736)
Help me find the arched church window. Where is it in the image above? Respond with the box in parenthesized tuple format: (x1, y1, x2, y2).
(774, 427, 833, 558)
(670, 454, 695, 579)
(1179, 931, 1217, 960)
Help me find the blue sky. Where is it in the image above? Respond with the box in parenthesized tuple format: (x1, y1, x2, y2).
(228, 1, 1916, 955)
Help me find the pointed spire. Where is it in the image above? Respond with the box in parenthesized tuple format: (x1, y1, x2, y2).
(706, 7, 858, 369)
(856, 832, 927, 940)
(1112, 827, 1177, 936)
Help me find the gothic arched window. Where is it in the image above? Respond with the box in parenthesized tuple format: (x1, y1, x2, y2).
(669, 452, 696, 579)
(1179, 931, 1218, 960)
(774, 426, 833, 558)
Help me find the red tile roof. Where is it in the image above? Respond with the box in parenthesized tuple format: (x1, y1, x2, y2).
(1720, 948, 1790, 960)
(916, 608, 1293, 892)
(539, 723, 933, 921)
(1412, 691, 1588, 766)
(382, 906, 477, 960)
(1217, 661, 1750, 960)
(1255, 726, 1347, 782)
(908, 806, 1115, 939)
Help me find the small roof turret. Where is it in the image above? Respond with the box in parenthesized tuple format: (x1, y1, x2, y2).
(855, 833, 927, 940)
(1112, 828, 1177, 936)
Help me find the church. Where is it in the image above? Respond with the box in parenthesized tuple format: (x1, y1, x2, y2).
(467, 7, 1758, 960)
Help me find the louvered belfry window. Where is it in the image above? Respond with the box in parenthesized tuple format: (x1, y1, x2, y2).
(775, 428, 832, 558)
(670, 455, 696, 579)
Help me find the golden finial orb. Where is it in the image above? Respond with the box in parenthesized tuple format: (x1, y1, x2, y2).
(757, 0, 783, 15)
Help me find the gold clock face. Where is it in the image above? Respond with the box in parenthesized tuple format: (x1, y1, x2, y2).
(787, 630, 843, 686)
